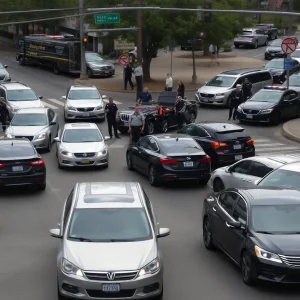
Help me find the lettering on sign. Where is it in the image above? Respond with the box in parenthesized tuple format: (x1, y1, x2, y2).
(114, 39, 135, 50)
(29, 44, 46, 51)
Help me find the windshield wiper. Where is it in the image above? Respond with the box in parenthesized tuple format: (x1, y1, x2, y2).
(256, 231, 274, 234)
(70, 237, 94, 242)
(109, 239, 137, 242)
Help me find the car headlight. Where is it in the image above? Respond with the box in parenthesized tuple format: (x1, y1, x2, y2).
(259, 108, 273, 114)
(95, 105, 103, 110)
(61, 258, 84, 276)
(254, 245, 282, 264)
(34, 132, 47, 140)
(98, 148, 107, 156)
(60, 149, 72, 156)
(237, 105, 242, 112)
(67, 104, 76, 111)
(216, 93, 225, 97)
(138, 257, 160, 277)
(5, 133, 13, 138)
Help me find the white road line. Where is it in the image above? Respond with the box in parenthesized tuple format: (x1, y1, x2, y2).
(253, 53, 264, 57)
(103, 99, 122, 105)
(254, 143, 286, 148)
(42, 101, 58, 109)
(257, 150, 300, 156)
(108, 138, 128, 149)
(253, 139, 273, 143)
(256, 146, 300, 152)
(48, 98, 64, 106)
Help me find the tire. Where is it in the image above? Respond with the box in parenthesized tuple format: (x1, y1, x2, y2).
(265, 38, 269, 46)
(199, 178, 210, 185)
(37, 182, 46, 190)
(148, 165, 160, 186)
(126, 151, 134, 171)
(271, 112, 280, 125)
(45, 136, 51, 153)
(161, 120, 168, 133)
(189, 112, 196, 123)
(234, 44, 240, 48)
(203, 217, 215, 250)
(56, 126, 59, 137)
(57, 159, 63, 169)
(213, 178, 225, 192)
(87, 68, 92, 78)
(241, 251, 257, 285)
(147, 121, 155, 135)
(118, 127, 129, 134)
(53, 63, 60, 75)
(18, 56, 25, 66)
(152, 286, 163, 300)
(254, 41, 258, 49)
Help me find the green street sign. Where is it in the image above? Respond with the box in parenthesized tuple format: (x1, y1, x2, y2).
(94, 13, 120, 24)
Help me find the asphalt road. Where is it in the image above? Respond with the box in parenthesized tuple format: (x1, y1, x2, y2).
(1, 52, 300, 300)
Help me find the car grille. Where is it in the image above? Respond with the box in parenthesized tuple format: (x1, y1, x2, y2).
(74, 153, 95, 158)
(242, 109, 259, 115)
(120, 114, 130, 122)
(15, 136, 34, 141)
(200, 93, 214, 98)
(279, 255, 300, 268)
(86, 289, 136, 298)
(77, 107, 95, 112)
(84, 271, 138, 281)
(101, 66, 112, 71)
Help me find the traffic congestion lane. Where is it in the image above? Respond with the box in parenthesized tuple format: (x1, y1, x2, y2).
(231, 45, 267, 60)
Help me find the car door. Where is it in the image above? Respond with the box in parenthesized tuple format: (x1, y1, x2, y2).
(225, 160, 254, 188)
(139, 136, 160, 174)
(280, 91, 294, 118)
(254, 30, 262, 45)
(287, 91, 300, 118)
(48, 109, 57, 140)
(132, 137, 150, 173)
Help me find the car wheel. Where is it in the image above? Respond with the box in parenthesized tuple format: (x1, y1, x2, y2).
(189, 112, 196, 123)
(87, 68, 93, 78)
(254, 41, 258, 49)
(161, 120, 168, 133)
(147, 121, 155, 135)
(234, 44, 239, 48)
(57, 159, 63, 169)
(37, 182, 46, 190)
(213, 178, 225, 192)
(53, 63, 60, 75)
(265, 38, 268, 46)
(241, 251, 257, 285)
(148, 165, 160, 186)
(203, 217, 215, 250)
(126, 151, 134, 171)
(56, 126, 59, 137)
(45, 136, 51, 153)
(118, 127, 129, 134)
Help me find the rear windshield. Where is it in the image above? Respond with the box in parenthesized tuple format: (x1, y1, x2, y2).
(161, 138, 203, 154)
(269, 39, 282, 47)
(243, 31, 253, 35)
(215, 130, 247, 140)
(0, 143, 34, 158)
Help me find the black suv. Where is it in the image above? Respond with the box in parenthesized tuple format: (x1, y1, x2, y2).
(255, 24, 278, 40)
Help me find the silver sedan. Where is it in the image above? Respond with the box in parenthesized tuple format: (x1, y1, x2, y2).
(55, 123, 110, 168)
(209, 155, 300, 192)
(5, 107, 59, 152)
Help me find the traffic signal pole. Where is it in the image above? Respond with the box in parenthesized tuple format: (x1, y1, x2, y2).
(79, 0, 88, 79)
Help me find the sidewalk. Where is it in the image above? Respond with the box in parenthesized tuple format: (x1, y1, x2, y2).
(282, 119, 300, 143)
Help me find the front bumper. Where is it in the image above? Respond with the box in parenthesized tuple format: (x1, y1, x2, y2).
(65, 109, 105, 120)
(237, 111, 276, 123)
(264, 52, 284, 60)
(0, 172, 46, 187)
(90, 68, 115, 77)
(31, 137, 50, 149)
(58, 268, 163, 299)
(195, 93, 228, 106)
(58, 152, 108, 167)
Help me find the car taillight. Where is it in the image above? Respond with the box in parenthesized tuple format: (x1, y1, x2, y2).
(246, 138, 254, 145)
(0, 163, 4, 168)
(160, 158, 178, 165)
(199, 156, 211, 163)
(210, 141, 228, 149)
(30, 159, 45, 166)
(204, 196, 208, 201)
(247, 36, 254, 38)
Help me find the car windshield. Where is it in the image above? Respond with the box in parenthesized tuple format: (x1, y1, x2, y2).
(68, 89, 100, 100)
(248, 90, 282, 103)
(85, 53, 104, 63)
(161, 138, 202, 154)
(258, 169, 300, 190)
(7, 89, 38, 101)
(251, 204, 300, 234)
(68, 208, 152, 242)
(242, 31, 253, 35)
(291, 50, 300, 58)
(285, 75, 300, 86)
(269, 39, 282, 47)
(11, 113, 47, 126)
(206, 76, 236, 87)
(215, 130, 247, 140)
(63, 129, 102, 143)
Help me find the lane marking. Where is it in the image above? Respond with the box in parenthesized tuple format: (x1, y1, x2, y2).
(256, 146, 300, 152)
(254, 143, 286, 148)
(48, 98, 64, 106)
(253, 139, 273, 143)
(42, 101, 58, 109)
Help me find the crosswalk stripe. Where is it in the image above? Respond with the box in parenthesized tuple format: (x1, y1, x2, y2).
(257, 150, 300, 156)
(42, 101, 58, 109)
(48, 98, 64, 106)
(256, 146, 300, 152)
(255, 143, 286, 148)
(254, 139, 273, 143)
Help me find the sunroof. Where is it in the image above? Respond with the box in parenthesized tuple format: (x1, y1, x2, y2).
(84, 195, 135, 203)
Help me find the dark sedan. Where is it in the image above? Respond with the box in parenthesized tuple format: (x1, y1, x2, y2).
(236, 86, 300, 124)
(203, 187, 300, 285)
(126, 134, 211, 186)
(264, 37, 299, 60)
(177, 122, 255, 166)
(0, 138, 46, 190)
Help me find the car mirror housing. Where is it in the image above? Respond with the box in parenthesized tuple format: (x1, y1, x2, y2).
(104, 136, 110, 141)
(226, 167, 232, 173)
(157, 228, 170, 238)
(49, 228, 62, 238)
(226, 221, 241, 229)
(61, 96, 66, 100)
(54, 137, 60, 142)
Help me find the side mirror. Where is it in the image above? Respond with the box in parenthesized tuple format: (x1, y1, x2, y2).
(61, 96, 66, 100)
(225, 167, 232, 173)
(4, 65, 7, 68)
(226, 220, 241, 229)
(254, 179, 260, 185)
(49, 228, 62, 238)
(102, 95, 108, 99)
(104, 136, 110, 141)
(54, 137, 60, 142)
(157, 227, 170, 238)
(50, 121, 56, 125)
(39, 96, 43, 100)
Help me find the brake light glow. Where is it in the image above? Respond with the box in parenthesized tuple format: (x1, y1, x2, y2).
(160, 158, 178, 165)
(30, 159, 45, 166)
(246, 138, 254, 145)
(199, 156, 211, 163)
(0, 163, 4, 168)
(210, 141, 228, 149)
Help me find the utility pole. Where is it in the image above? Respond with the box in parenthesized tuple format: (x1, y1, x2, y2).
(79, 0, 88, 79)
(288, 0, 294, 35)
(257, 0, 261, 23)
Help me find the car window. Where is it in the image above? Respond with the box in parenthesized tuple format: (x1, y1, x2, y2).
(218, 192, 239, 216)
(178, 124, 197, 136)
(137, 137, 150, 148)
(233, 198, 247, 224)
(215, 129, 246, 140)
(48, 110, 55, 122)
(265, 60, 283, 69)
(0, 143, 35, 158)
(259, 72, 272, 81)
(0, 88, 6, 99)
(206, 76, 236, 88)
(230, 160, 252, 174)
(7, 89, 38, 101)
(148, 137, 159, 152)
(195, 126, 210, 137)
(289, 91, 298, 100)
(68, 89, 100, 100)
(62, 129, 102, 143)
(11, 113, 47, 126)
(249, 161, 273, 178)
(282, 93, 291, 101)
(235, 76, 246, 85)
(246, 74, 258, 84)
(288, 75, 300, 86)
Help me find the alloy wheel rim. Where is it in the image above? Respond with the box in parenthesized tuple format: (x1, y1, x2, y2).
(162, 121, 168, 132)
(148, 123, 154, 134)
(242, 256, 250, 281)
(203, 220, 211, 246)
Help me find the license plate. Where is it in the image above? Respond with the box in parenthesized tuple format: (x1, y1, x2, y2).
(202, 98, 209, 102)
(235, 155, 243, 160)
(81, 159, 90, 164)
(233, 144, 242, 150)
(102, 284, 120, 292)
(82, 113, 89, 117)
(123, 121, 128, 126)
(183, 161, 194, 167)
(12, 166, 23, 172)
(246, 115, 253, 119)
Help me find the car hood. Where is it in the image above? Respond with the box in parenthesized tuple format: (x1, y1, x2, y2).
(64, 239, 157, 271)
(67, 99, 103, 108)
(60, 142, 106, 153)
(240, 101, 275, 110)
(264, 68, 284, 75)
(87, 61, 114, 68)
(6, 125, 47, 136)
(266, 46, 282, 52)
(0, 68, 9, 77)
(254, 233, 300, 256)
(8, 100, 43, 109)
(197, 85, 233, 94)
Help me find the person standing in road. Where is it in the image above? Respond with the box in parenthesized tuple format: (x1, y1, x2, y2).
(0, 97, 7, 132)
(209, 44, 220, 67)
(175, 96, 185, 128)
(124, 63, 134, 90)
(177, 81, 185, 98)
(242, 78, 252, 100)
(139, 87, 152, 105)
(105, 97, 120, 139)
(134, 64, 143, 97)
(165, 73, 173, 91)
(129, 105, 145, 144)
(228, 84, 244, 121)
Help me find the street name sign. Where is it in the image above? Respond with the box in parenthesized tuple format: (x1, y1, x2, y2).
(281, 37, 297, 54)
(94, 13, 120, 24)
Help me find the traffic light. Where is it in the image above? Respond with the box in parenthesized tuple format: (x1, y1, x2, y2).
(82, 36, 88, 48)
(204, 1, 212, 23)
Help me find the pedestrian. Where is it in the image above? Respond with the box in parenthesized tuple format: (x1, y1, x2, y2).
(124, 63, 134, 90)
(209, 44, 220, 67)
(104, 97, 120, 139)
(165, 73, 173, 91)
(134, 63, 143, 97)
(177, 81, 185, 98)
(242, 77, 253, 100)
(228, 84, 244, 121)
(0, 97, 7, 132)
(139, 87, 152, 105)
(175, 96, 185, 129)
(129, 104, 145, 144)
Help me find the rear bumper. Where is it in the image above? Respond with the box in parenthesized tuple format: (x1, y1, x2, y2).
(0, 172, 46, 187)
(234, 40, 255, 46)
(214, 150, 255, 165)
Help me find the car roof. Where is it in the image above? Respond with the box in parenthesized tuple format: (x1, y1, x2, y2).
(64, 123, 98, 129)
(275, 161, 300, 172)
(240, 187, 300, 205)
(198, 123, 244, 132)
(0, 82, 31, 90)
(240, 155, 300, 167)
(75, 182, 145, 209)
(16, 108, 48, 114)
(220, 69, 266, 76)
(70, 85, 97, 90)
(155, 133, 193, 141)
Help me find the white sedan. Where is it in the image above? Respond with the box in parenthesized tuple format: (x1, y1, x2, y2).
(291, 49, 300, 63)
(209, 155, 300, 192)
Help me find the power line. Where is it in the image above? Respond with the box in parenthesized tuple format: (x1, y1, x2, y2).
(0, 7, 79, 15)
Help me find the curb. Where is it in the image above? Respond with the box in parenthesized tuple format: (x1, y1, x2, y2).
(282, 120, 300, 143)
